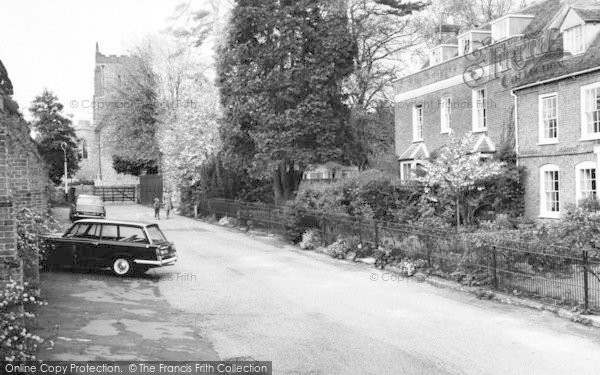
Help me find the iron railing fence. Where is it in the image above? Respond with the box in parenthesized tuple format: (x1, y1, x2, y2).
(196, 198, 600, 313)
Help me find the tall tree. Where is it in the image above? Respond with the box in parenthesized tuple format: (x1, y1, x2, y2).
(217, 0, 357, 202)
(343, 0, 425, 170)
(104, 45, 161, 174)
(157, 56, 221, 192)
(29, 89, 80, 184)
(346, 0, 425, 110)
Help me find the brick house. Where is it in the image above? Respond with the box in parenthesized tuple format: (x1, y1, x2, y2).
(513, 4, 600, 218)
(393, 0, 570, 182)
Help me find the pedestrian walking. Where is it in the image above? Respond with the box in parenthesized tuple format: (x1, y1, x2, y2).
(153, 197, 161, 219)
(165, 194, 173, 219)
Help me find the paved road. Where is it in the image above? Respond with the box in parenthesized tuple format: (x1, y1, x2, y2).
(38, 204, 600, 374)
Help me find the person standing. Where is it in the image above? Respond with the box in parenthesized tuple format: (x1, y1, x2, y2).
(165, 194, 173, 219)
(153, 197, 161, 219)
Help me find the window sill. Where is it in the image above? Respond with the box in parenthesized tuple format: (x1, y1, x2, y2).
(440, 130, 451, 134)
(412, 139, 424, 143)
(538, 213, 560, 219)
(472, 128, 487, 133)
(579, 134, 600, 142)
(566, 51, 585, 57)
(537, 139, 558, 145)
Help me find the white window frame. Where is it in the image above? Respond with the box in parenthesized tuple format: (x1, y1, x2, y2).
(458, 36, 471, 56)
(472, 88, 487, 132)
(576, 161, 597, 204)
(400, 161, 413, 181)
(400, 160, 423, 181)
(539, 164, 560, 219)
(564, 24, 585, 55)
(430, 48, 442, 65)
(580, 82, 600, 141)
(440, 96, 451, 133)
(538, 93, 558, 144)
(413, 104, 423, 142)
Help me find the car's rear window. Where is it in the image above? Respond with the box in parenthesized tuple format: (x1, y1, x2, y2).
(119, 225, 148, 243)
(77, 196, 103, 205)
(146, 225, 167, 243)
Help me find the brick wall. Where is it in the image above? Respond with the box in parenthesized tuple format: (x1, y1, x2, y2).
(0, 112, 50, 288)
(516, 70, 600, 218)
(0, 115, 20, 286)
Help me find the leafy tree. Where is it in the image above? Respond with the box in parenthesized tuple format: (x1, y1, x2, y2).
(416, 133, 505, 227)
(166, 0, 232, 48)
(349, 100, 396, 170)
(158, 60, 221, 192)
(103, 46, 161, 174)
(29, 89, 79, 184)
(217, 0, 357, 203)
(134, 32, 223, 193)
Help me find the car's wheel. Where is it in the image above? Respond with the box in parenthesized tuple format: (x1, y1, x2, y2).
(111, 257, 133, 277)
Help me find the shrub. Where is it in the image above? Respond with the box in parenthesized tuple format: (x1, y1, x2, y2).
(294, 170, 422, 223)
(325, 239, 348, 259)
(393, 259, 427, 276)
(70, 179, 94, 186)
(299, 230, 320, 250)
(16, 208, 61, 273)
(577, 197, 600, 212)
(283, 203, 321, 243)
(0, 280, 45, 361)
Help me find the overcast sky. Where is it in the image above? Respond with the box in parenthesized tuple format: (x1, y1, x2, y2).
(0, 0, 212, 123)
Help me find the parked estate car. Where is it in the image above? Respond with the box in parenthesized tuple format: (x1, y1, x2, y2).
(44, 219, 177, 276)
(70, 194, 105, 222)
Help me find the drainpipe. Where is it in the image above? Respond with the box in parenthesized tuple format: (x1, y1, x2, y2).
(510, 90, 519, 168)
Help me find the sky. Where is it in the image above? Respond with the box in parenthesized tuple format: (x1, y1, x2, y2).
(0, 0, 215, 123)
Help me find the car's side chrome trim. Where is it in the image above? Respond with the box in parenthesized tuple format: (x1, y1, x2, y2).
(133, 256, 177, 265)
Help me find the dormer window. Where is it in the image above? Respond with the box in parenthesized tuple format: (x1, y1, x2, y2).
(429, 45, 458, 66)
(559, 7, 600, 56)
(459, 38, 471, 55)
(457, 30, 492, 56)
(491, 14, 534, 42)
(430, 49, 442, 65)
(564, 24, 584, 55)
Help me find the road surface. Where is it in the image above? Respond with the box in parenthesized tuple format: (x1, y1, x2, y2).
(37, 204, 600, 375)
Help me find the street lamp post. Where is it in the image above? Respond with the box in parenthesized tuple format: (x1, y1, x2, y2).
(60, 142, 68, 197)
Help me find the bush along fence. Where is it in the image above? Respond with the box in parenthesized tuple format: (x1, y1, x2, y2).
(195, 198, 600, 313)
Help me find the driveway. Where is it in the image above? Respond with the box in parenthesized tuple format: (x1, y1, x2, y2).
(36, 203, 600, 374)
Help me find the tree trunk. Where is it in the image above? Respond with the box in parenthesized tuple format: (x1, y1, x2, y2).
(273, 159, 302, 204)
(273, 164, 284, 204)
(456, 195, 460, 229)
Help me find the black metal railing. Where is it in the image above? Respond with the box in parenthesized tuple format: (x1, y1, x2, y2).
(194, 198, 600, 313)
